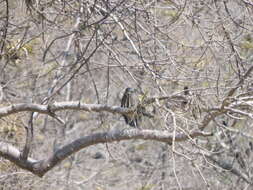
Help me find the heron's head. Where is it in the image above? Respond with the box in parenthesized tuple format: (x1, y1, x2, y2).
(125, 87, 137, 94)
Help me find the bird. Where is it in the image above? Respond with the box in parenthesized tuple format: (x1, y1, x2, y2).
(121, 87, 140, 128)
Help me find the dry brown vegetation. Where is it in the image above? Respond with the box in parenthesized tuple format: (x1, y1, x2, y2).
(1, 0, 253, 189)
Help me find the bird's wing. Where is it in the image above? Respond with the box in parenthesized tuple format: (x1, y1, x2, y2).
(121, 93, 127, 107)
(121, 92, 130, 108)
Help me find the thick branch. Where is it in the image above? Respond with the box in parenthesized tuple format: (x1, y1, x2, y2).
(0, 128, 212, 177)
(0, 102, 125, 118)
(0, 95, 186, 119)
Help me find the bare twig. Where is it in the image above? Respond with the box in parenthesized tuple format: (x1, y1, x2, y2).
(20, 112, 34, 160)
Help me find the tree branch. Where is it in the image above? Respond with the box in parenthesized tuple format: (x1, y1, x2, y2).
(0, 128, 212, 177)
(204, 153, 252, 184)
(20, 112, 34, 160)
(0, 95, 187, 119)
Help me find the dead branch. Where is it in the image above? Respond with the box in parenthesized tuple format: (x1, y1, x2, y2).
(0, 95, 187, 119)
(0, 128, 212, 177)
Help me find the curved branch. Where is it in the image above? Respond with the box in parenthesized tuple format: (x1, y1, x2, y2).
(0, 128, 212, 177)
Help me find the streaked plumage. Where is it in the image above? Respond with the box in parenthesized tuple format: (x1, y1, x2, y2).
(121, 88, 140, 128)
